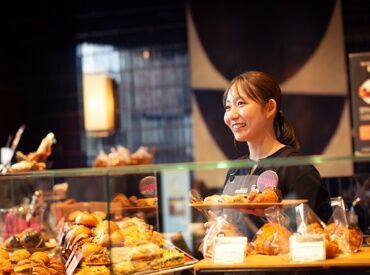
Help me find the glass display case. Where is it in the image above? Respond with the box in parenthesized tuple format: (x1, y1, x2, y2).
(0, 154, 370, 274)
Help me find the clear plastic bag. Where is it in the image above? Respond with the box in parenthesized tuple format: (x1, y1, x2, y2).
(200, 214, 243, 259)
(252, 206, 292, 256)
(295, 203, 339, 259)
(326, 206, 363, 254)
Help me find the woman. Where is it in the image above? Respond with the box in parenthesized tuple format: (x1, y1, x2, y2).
(221, 71, 332, 234)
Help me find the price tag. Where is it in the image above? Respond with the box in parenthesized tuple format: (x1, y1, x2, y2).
(65, 249, 76, 269)
(56, 218, 66, 246)
(290, 233, 325, 262)
(66, 251, 83, 275)
(213, 236, 247, 264)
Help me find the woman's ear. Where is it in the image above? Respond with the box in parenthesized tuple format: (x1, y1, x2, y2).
(265, 99, 277, 118)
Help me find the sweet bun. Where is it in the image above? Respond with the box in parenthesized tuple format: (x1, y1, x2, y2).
(75, 212, 99, 227)
(67, 210, 83, 222)
(10, 249, 31, 263)
(93, 220, 119, 236)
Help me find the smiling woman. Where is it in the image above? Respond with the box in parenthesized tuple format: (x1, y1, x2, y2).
(217, 71, 332, 237)
(223, 71, 298, 161)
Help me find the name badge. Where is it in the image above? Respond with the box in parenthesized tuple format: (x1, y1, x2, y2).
(290, 233, 325, 262)
(213, 236, 247, 264)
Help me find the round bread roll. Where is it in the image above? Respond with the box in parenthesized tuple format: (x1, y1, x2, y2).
(93, 220, 119, 236)
(10, 249, 31, 263)
(67, 210, 83, 222)
(30, 251, 50, 266)
(75, 212, 100, 227)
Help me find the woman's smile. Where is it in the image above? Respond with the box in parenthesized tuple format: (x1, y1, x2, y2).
(231, 122, 247, 131)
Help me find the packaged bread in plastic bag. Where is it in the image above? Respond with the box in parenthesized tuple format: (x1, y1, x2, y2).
(326, 205, 363, 254)
(252, 206, 292, 255)
(295, 203, 339, 258)
(200, 214, 243, 259)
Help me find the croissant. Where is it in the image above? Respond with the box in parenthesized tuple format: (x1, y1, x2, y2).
(253, 222, 291, 255)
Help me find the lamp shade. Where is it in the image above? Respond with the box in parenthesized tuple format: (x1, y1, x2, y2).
(83, 74, 115, 136)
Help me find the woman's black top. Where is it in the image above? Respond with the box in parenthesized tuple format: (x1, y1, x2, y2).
(224, 146, 332, 227)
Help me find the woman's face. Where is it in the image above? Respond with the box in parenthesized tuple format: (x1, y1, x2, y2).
(224, 88, 272, 143)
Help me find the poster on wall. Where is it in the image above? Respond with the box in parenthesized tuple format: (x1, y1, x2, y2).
(349, 52, 370, 155)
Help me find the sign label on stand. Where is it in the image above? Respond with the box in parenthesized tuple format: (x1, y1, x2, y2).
(213, 236, 247, 264)
(290, 233, 325, 262)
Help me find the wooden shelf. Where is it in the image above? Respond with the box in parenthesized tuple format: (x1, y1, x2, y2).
(194, 246, 370, 273)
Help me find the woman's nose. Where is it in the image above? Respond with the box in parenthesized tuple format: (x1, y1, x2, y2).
(228, 106, 239, 119)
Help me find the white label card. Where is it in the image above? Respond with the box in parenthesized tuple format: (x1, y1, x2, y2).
(290, 233, 326, 262)
(213, 236, 247, 264)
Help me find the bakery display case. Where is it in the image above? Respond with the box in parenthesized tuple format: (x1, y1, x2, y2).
(0, 154, 370, 274)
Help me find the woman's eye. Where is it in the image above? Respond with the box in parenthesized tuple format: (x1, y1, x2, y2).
(225, 105, 231, 111)
(237, 101, 245, 106)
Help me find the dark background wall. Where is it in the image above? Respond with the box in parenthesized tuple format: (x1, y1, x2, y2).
(0, 0, 369, 168)
(0, 0, 187, 168)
